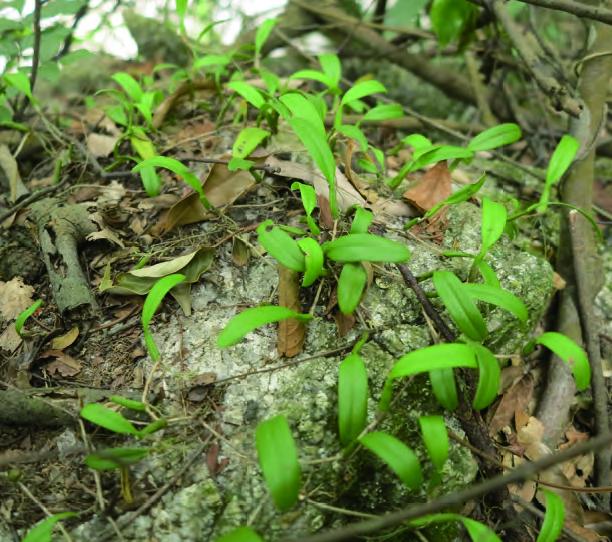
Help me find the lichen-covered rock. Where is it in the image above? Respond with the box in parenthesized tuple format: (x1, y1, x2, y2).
(72, 202, 553, 542)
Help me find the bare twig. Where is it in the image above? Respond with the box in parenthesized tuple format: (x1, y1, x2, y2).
(15, 0, 42, 119)
(289, 432, 612, 542)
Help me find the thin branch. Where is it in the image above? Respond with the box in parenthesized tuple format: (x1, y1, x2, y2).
(489, 0, 583, 117)
(289, 432, 612, 542)
(514, 0, 612, 25)
(16, 0, 42, 119)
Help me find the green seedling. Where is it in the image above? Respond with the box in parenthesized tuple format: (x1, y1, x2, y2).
(226, 80, 266, 109)
(130, 126, 161, 196)
(338, 352, 368, 446)
(291, 53, 342, 94)
(471, 197, 507, 273)
(216, 527, 264, 542)
(537, 134, 580, 213)
(418, 415, 449, 474)
(257, 220, 306, 272)
(537, 490, 565, 542)
(359, 431, 423, 489)
(111, 72, 161, 127)
(291, 181, 320, 235)
(255, 415, 301, 511)
(323, 233, 410, 263)
(21, 512, 76, 542)
(141, 273, 186, 360)
(255, 18, 278, 68)
(14, 299, 43, 336)
(217, 305, 313, 347)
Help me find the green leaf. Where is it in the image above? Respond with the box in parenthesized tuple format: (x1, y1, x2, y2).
(280, 92, 326, 129)
(341, 80, 386, 107)
(132, 156, 211, 209)
(291, 69, 333, 88)
(255, 415, 301, 511)
(193, 54, 231, 70)
(298, 237, 325, 287)
(468, 123, 522, 152)
(336, 124, 368, 152)
(535, 332, 590, 391)
(14, 299, 43, 336)
(350, 207, 373, 234)
(380, 343, 477, 411)
(402, 133, 433, 150)
(111, 72, 143, 102)
(479, 197, 507, 254)
(291, 181, 317, 216)
(228, 157, 254, 171)
(430, 0, 478, 47)
(476, 260, 501, 288)
(323, 233, 410, 263)
(338, 353, 368, 446)
(433, 271, 487, 341)
(80, 403, 139, 435)
(429, 367, 459, 410)
(218, 306, 312, 348)
(319, 53, 341, 88)
(411, 145, 474, 172)
(232, 127, 270, 159)
(22, 512, 76, 542)
(4, 71, 33, 100)
(85, 447, 149, 471)
(338, 263, 367, 315)
(359, 432, 422, 489)
(255, 18, 278, 57)
(226, 81, 265, 109)
(462, 283, 528, 323)
(109, 396, 147, 411)
(418, 415, 448, 472)
(424, 173, 486, 219)
(362, 104, 404, 123)
(136, 165, 160, 196)
(142, 274, 186, 360)
(471, 343, 501, 410)
(257, 220, 306, 271)
(537, 490, 565, 542)
(216, 526, 264, 542)
(410, 514, 501, 542)
(538, 135, 580, 212)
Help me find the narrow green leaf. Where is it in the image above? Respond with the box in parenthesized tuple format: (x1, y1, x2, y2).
(323, 233, 410, 263)
(290, 69, 332, 88)
(132, 156, 211, 208)
(362, 104, 404, 123)
(291, 181, 317, 216)
(22, 512, 76, 542)
(138, 165, 161, 197)
(418, 415, 449, 472)
(471, 343, 501, 410)
(410, 513, 501, 542)
(462, 283, 528, 323)
(337, 124, 368, 152)
(142, 273, 186, 360)
(4, 71, 33, 100)
(424, 173, 486, 219)
(255, 18, 278, 56)
(480, 197, 507, 252)
(536, 332, 590, 391)
(359, 432, 423, 489)
(338, 353, 368, 446)
(411, 145, 474, 172)
(380, 343, 477, 411)
(350, 207, 373, 234)
(218, 306, 312, 348)
(546, 135, 580, 187)
(298, 237, 324, 287)
(476, 260, 501, 288)
(338, 263, 367, 315)
(430, 0, 478, 47)
(429, 367, 459, 410)
(257, 220, 306, 271)
(402, 133, 433, 150)
(111, 72, 143, 102)
(341, 80, 386, 107)
(280, 93, 326, 130)
(537, 490, 565, 542)
(255, 415, 301, 511)
(468, 123, 522, 152)
(14, 299, 43, 336)
(109, 395, 147, 412)
(319, 53, 341, 87)
(433, 271, 487, 341)
(226, 81, 265, 109)
(85, 447, 150, 471)
(80, 403, 139, 435)
(193, 54, 231, 70)
(232, 127, 270, 159)
(217, 526, 264, 542)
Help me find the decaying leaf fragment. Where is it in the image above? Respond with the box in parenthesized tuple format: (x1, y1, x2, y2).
(277, 265, 305, 357)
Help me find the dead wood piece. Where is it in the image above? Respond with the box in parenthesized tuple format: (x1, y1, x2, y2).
(0, 389, 75, 427)
(29, 197, 98, 317)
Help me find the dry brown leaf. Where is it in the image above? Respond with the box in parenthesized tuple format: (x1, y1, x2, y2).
(0, 277, 35, 321)
(488, 374, 534, 435)
(517, 416, 550, 460)
(403, 161, 452, 213)
(0, 144, 28, 202)
(50, 326, 79, 350)
(86, 133, 118, 157)
(333, 311, 355, 337)
(277, 265, 305, 358)
(41, 350, 82, 377)
(232, 237, 250, 267)
(151, 161, 257, 235)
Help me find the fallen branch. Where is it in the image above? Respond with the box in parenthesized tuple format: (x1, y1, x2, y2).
(289, 432, 612, 542)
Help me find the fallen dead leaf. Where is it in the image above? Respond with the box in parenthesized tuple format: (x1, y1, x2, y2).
(86, 133, 118, 157)
(488, 374, 534, 435)
(277, 265, 305, 357)
(403, 161, 452, 213)
(50, 326, 79, 350)
(0, 144, 28, 203)
(0, 277, 35, 321)
(41, 350, 82, 377)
